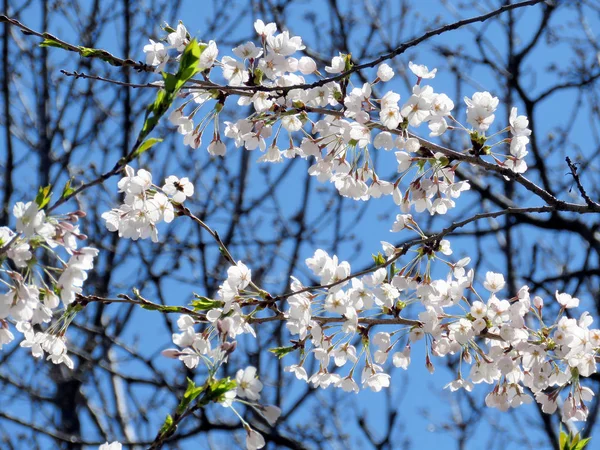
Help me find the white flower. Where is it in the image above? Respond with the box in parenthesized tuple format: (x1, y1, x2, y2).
(246, 428, 266, 450)
(267, 31, 305, 56)
(219, 389, 237, 408)
(167, 23, 188, 52)
(325, 54, 345, 73)
(362, 367, 390, 392)
(208, 139, 227, 156)
(99, 442, 122, 450)
(281, 115, 303, 132)
(373, 131, 394, 150)
(233, 41, 263, 60)
(483, 272, 505, 293)
(57, 247, 98, 306)
(143, 39, 169, 71)
(236, 366, 263, 401)
(509, 107, 531, 137)
(408, 61, 437, 79)
(198, 40, 219, 71)
(380, 107, 402, 130)
(148, 193, 174, 223)
(0, 327, 14, 349)
(222, 56, 249, 86)
(465, 91, 499, 132)
(555, 291, 579, 309)
(226, 261, 251, 290)
(254, 20, 277, 38)
(390, 214, 413, 232)
(256, 405, 281, 425)
(298, 56, 317, 74)
(401, 85, 435, 127)
(392, 346, 411, 369)
(285, 364, 308, 381)
(162, 176, 194, 203)
(13, 202, 50, 239)
(377, 63, 394, 82)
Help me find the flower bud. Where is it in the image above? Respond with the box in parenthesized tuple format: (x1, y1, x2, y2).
(221, 340, 237, 355)
(161, 349, 181, 359)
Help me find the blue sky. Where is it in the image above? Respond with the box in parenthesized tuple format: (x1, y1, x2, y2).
(2, 0, 600, 448)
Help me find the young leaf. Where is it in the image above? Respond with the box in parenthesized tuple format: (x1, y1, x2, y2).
(39, 38, 68, 50)
(158, 414, 173, 435)
(574, 437, 592, 450)
(61, 178, 75, 199)
(560, 429, 568, 449)
(205, 377, 237, 404)
(191, 296, 224, 311)
(269, 346, 296, 359)
(176, 378, 205, 414)
(134, 138, 163, 158)
(35, 184, 52, 209)
(371, 252, 386, 266)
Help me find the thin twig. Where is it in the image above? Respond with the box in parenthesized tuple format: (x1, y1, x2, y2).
(565, 156, 600, 208)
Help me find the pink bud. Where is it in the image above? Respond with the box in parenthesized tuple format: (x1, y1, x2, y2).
(426, 354, 435, 374)
(161, 349, 180, 359)
(221, 341, 237, 355)
(463, 348, 472, 364)
(60, 222, 75, 232)
(533, 296, 544, 309)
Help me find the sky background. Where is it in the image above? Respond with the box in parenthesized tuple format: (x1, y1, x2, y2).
(2, 0, 600, 448)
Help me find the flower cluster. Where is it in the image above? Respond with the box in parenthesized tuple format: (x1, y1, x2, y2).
(281, 241, 599, 424)
(102, 166, 194, 241)
(110, 18, 589, 434)
(0, 200, 97, 368)
(162, 260, 257, 368)
(140, 19, 531, 224)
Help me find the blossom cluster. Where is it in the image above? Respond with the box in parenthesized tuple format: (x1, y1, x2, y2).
(102, 166, 194, 242)
(161, 260, 257, 370)
(1, 14, 586, 450)
(283, 243, 598, 423)
(0, 200, 98, 368)
(141, 19, 530, 217)
(160, 261, 280, 450)
(119, 18, 594, 444)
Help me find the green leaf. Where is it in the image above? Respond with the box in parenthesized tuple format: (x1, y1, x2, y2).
(79, 47, 98, 57)
(191, 295, 224, 311)
(158, 414, 173, 435)
(178, 40, 201, 77)
(134, 138, 163, 158)
(162, 72, 177, 93)
(269, 346, 296, 359)
(205, 377, 237, 404)
(161, 23, 177, 34)
(135, 40, 204, 157)
(139, 303, 180, 313)
(574, 437, 592, 450)
(61, 178, 75, 199)
(176, 378, 205, 414)
(35, 184, 52, 209)
(77, 47, 121, 66)
(139, 303, 160, 311)
(371, 252, 386, 266)
(437, 156, 449, 167)
(343, 53, 353, 72)
(39, 38, 68, 49)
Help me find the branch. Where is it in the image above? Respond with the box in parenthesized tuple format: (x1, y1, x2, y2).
(0, 15, 152, 72)
(565, 156, 600, 208)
